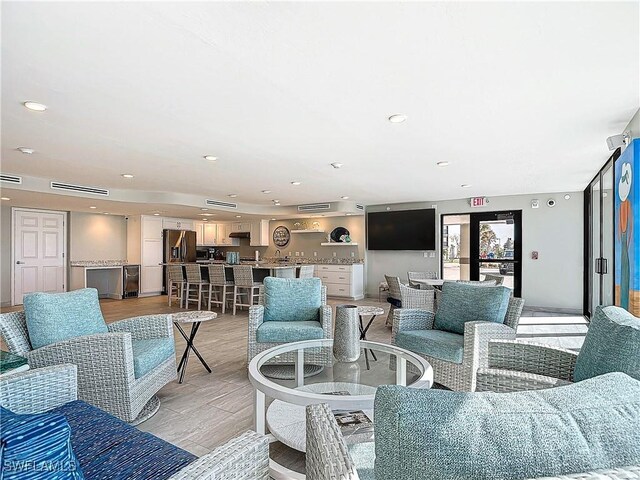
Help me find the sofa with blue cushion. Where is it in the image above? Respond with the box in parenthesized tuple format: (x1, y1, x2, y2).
(248, 277, 332, 366)
(0, 288, 176, 424)
(392, 281, 525, 391)
(306, 373, 640, 480)
(476, 305, 640, 392)
(0, 364, 269, 480)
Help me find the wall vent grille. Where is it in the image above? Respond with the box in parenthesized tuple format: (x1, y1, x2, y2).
(0, 174, 22, 184)
(50, 182, 110, 196)
(298, 203, 331, 212)
(205, 199, 238, 209)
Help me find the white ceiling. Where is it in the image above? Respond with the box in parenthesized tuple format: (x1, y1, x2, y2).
(2, 1, 638, 213)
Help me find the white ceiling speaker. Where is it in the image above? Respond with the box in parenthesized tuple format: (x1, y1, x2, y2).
(606, 132, 631, 151)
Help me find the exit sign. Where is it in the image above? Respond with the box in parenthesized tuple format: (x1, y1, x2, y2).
(470, 197, 487, 207)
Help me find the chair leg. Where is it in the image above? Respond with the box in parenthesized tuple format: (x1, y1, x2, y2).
(221, 285, 226, 314)
(233, 286, 238, 315)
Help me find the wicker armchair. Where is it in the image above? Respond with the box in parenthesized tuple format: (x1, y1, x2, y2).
(248, 280, 332, 368)
(0, 365, 270, 480)
(384, 275, 403, 326)
(0, 310, 176, 424)
(391, 295, 524, 391)
(305, 402, 640, 480)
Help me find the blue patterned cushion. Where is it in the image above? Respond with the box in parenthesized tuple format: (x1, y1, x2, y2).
(131, 338, 174, 379)
(395, 329, 464, 363)
(0, 406, 84, 480)
(256, 321, 324, 343)
(374, 373, 640, 479)
(263, 277, 322, 322)
(24, 288, 108, 349)
(434, 282, 510, 335)
(574, 306, 640, 382)
(50, 400, 195, 479)
(348, 442, 375, 480)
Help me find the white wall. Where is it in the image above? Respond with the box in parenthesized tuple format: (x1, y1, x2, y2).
(625, 108, 640, 139)
(366, 191, 584, 311)
(0, 206, 12, 305)
(69, 212, 127, 261)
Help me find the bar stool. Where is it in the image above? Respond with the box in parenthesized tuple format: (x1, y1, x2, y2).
(232, 265, 261, 315)
(167, 265, 186, 308)
(184, 264, 209, 310)
(207, 264, 234, 314)
(298, 265, 315, 278)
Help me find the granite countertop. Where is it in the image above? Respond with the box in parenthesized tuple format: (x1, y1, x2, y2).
(70, 260, 129, 267)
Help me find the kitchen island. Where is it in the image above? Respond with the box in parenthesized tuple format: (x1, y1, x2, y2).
(164, 262, 300, 281)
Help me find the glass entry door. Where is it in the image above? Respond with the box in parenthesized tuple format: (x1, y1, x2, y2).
(469, 211, 522, 297)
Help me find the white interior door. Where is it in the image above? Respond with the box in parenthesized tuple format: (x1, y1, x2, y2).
(13, 209, 67, 305)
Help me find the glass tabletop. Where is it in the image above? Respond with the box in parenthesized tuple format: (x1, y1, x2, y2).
(248, 339, 433, 407)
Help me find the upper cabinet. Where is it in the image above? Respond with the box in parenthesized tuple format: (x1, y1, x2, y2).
(250, 220, 270, 247)
(162, 218, 194, 231)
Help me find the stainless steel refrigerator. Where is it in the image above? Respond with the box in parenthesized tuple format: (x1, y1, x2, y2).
(162, 229, 196, 294)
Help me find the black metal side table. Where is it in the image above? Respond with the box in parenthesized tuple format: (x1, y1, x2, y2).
(172, 311, 217, 383)
(357, 306, 385, 369)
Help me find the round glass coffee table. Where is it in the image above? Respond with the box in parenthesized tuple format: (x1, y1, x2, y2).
(248, 339, 433, 479)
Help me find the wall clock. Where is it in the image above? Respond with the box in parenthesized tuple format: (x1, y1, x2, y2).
(273, 225, 291, 247)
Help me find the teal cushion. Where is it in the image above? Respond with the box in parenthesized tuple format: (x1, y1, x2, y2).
(24, 288, 108, 349)
(374, 373, 640, 480)
(434, 282, 510, 335)
(263, 277, 322, 322)
(574, 305, 640, 382)
(131, 338, 174, 379)
(348, 442, 375, 480)
(256, 321, 324, 343)
(395, 329, 464, 363)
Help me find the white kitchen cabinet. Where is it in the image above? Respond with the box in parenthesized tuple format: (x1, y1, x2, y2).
(142, 216, 163, 240)
(203, 223, 217, 245)
(127, 215, 164, 296)
(314, 264, 364, 300)
(162, 218, 195, 231)
(141, 266, 163, 294)
(217, 223, 239, 246)
(250, 220, 270, 247)
(195, 222, 204, 245)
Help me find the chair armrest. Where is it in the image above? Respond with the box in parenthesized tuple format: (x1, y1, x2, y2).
(0, 364, 78, 414)
(487, 340, 578, 381)
(463, 322, 517, 374)
(249, 305, 265, 331)
(320, 305, 333, 339)
(168, 431, 269, 480)
(108, 314, 173, 340)
(476, 368, 572, 393)
(391, 309, 435, 345)
(306, 403, 358, 480)
(27, 333, 135, 387)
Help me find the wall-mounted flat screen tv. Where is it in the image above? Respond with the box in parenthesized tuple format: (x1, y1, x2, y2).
(367, 209, 436, 250)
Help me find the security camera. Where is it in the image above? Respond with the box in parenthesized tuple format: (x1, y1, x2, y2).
(547, 199, 556, 208)
(606, 132, 630, 151)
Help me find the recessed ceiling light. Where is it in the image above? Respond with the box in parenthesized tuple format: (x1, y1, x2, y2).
(388, 114, 407, 123)
(341, 196, 349, 200)
(1, 197, 10, 201)
(103, 212, 110, 215)
(201, 208, 208, 211)
(153, 213, 160, 216)
(236, 215, 242, 218)
(564, 194, 571, 200)
(228, 194, 238, 198)
(121, 174, 134, 178)
(271, 218, 276, 221)
(331, 163, 343, 169)
(204, 155, 217, 161)
(17, 147, 34, 154)
(23, 101, 47, 112)
(436, 161, 449, 167)
(89, 206, 96, 209)
(199, 213, 215, 216)
(346, 213, 353, 216)
(274, 202, 281, 206)
(291, 181, 301, 186)
(461, 184, 471, 188)
(202, 219, 208, 222)
(262, 190, 271, 194)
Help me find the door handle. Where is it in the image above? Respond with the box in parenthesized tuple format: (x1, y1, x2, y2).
(16, 261, 25, 264)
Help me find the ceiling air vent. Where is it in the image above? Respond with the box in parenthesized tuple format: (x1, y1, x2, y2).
(50, 182, 109, 196)
(356, 204, 364, 211)
(298, 203, 331, 212)
(205, 199, 237, 209)
(0, 174, 22, 184)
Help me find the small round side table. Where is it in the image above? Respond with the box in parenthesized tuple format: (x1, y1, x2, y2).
(171, 311, 217, 383)
(357, 306, 385, 369)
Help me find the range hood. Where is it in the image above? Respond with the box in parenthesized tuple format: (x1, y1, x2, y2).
(229, 231, 250, 239)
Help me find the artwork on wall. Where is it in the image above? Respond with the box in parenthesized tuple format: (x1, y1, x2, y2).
(614, 138, 639, 315)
